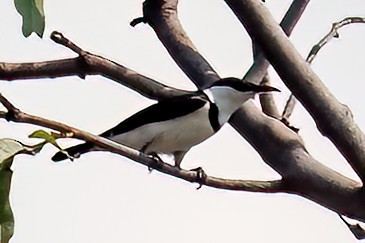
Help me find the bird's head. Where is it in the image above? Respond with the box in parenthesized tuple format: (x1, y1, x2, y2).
(204, 77, 280, 125)
(205, 77, 279, 102)
(207, 77, 279, 96)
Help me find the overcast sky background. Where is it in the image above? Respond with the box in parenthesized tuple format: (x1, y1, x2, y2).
(1, 0, 365, 242)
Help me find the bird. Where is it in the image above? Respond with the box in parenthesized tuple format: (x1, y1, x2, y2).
(52, 77, 279, 168)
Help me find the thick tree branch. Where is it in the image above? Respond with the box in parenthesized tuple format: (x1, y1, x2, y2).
(131, 0, 220, 88)
(243, 0, 310, 85)
(224, 0, 365, 183)
(255, 0, 311, 119)
(232, 103, 365, 220)
(0, 93, 285, 193)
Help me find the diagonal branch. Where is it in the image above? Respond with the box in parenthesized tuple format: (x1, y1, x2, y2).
(243, 0, 311, 85)
(225, 0, 365, 183)
(0, 93, 285, 193)
(131, 0, 220, 88)
(254, 0, 311, 118)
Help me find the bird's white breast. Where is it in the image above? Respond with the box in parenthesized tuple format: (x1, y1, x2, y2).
(110, 103, 215, 154)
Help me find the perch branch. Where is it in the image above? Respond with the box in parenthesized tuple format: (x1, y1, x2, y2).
(0, 93, 285, 193)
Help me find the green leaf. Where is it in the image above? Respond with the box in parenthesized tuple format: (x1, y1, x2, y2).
(0, 139, 26, 170)
(29, 129, 61, 149)
(0, 138, 47, 243)
(14, 0, 45, 38)
(0, 139, 24, 243)
(0, 170, 14, 243)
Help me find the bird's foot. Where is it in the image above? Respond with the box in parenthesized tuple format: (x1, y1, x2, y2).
(62, 150, 78, 162)
(190, 167, 207, 190)
(147, 152, 164, 172)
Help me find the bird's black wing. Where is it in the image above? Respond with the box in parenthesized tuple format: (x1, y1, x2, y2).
(100, 93, 208, 138)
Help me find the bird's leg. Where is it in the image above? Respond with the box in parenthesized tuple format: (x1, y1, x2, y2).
(189, 167, 207, 190)
(141, 142, 163, 171)
(172, 150, 188, 169)
(173, 150, 206, 188)
(146, 152, 164, 171)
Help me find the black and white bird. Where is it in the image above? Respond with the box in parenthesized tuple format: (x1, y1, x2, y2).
(52, 77, 279, 167)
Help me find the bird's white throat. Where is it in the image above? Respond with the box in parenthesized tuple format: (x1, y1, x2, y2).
(206, 86, 255, 125)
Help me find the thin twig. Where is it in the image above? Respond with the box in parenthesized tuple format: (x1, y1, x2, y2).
(282, 17, 365, 120)
(281, 94, 296, 122)
(51, 31, 83, 55)
(280, 0, 311, 36)
(0, 95, 17, 114)
(307, 17, 365, 64)
(0, 93, 286, 193)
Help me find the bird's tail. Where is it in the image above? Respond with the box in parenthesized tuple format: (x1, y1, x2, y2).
(51, 142, 94, 162)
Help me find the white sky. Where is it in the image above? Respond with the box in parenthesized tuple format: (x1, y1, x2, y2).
(1, 0, 365, 242)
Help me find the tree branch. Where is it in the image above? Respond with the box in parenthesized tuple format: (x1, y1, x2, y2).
(243, 0, 311, 85)
(0, 32, 189, 101)
(131, 0, 220, 88)
(255, 0, 311, 119)
(51, 31, 84, 55)
(281, 94, 296, 122)
(306, 17, 365, 64)
(0, 93, 285, 193)
(225, 0, 365, 183)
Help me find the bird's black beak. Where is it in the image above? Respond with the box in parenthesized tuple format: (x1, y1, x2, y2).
(256, 85, 280, 93)
(207, 77, 280, 93)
